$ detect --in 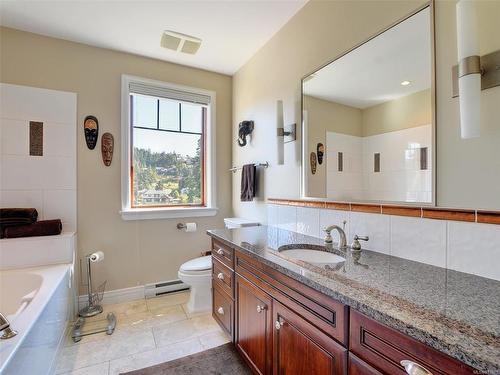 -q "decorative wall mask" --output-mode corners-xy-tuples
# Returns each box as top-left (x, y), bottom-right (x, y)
(101, 132), (114, 166)
(317, 143), (324, 165)
(237, 120), (254, 147)
(84, 115), (99, 150)
(310, 152), (317, 175)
